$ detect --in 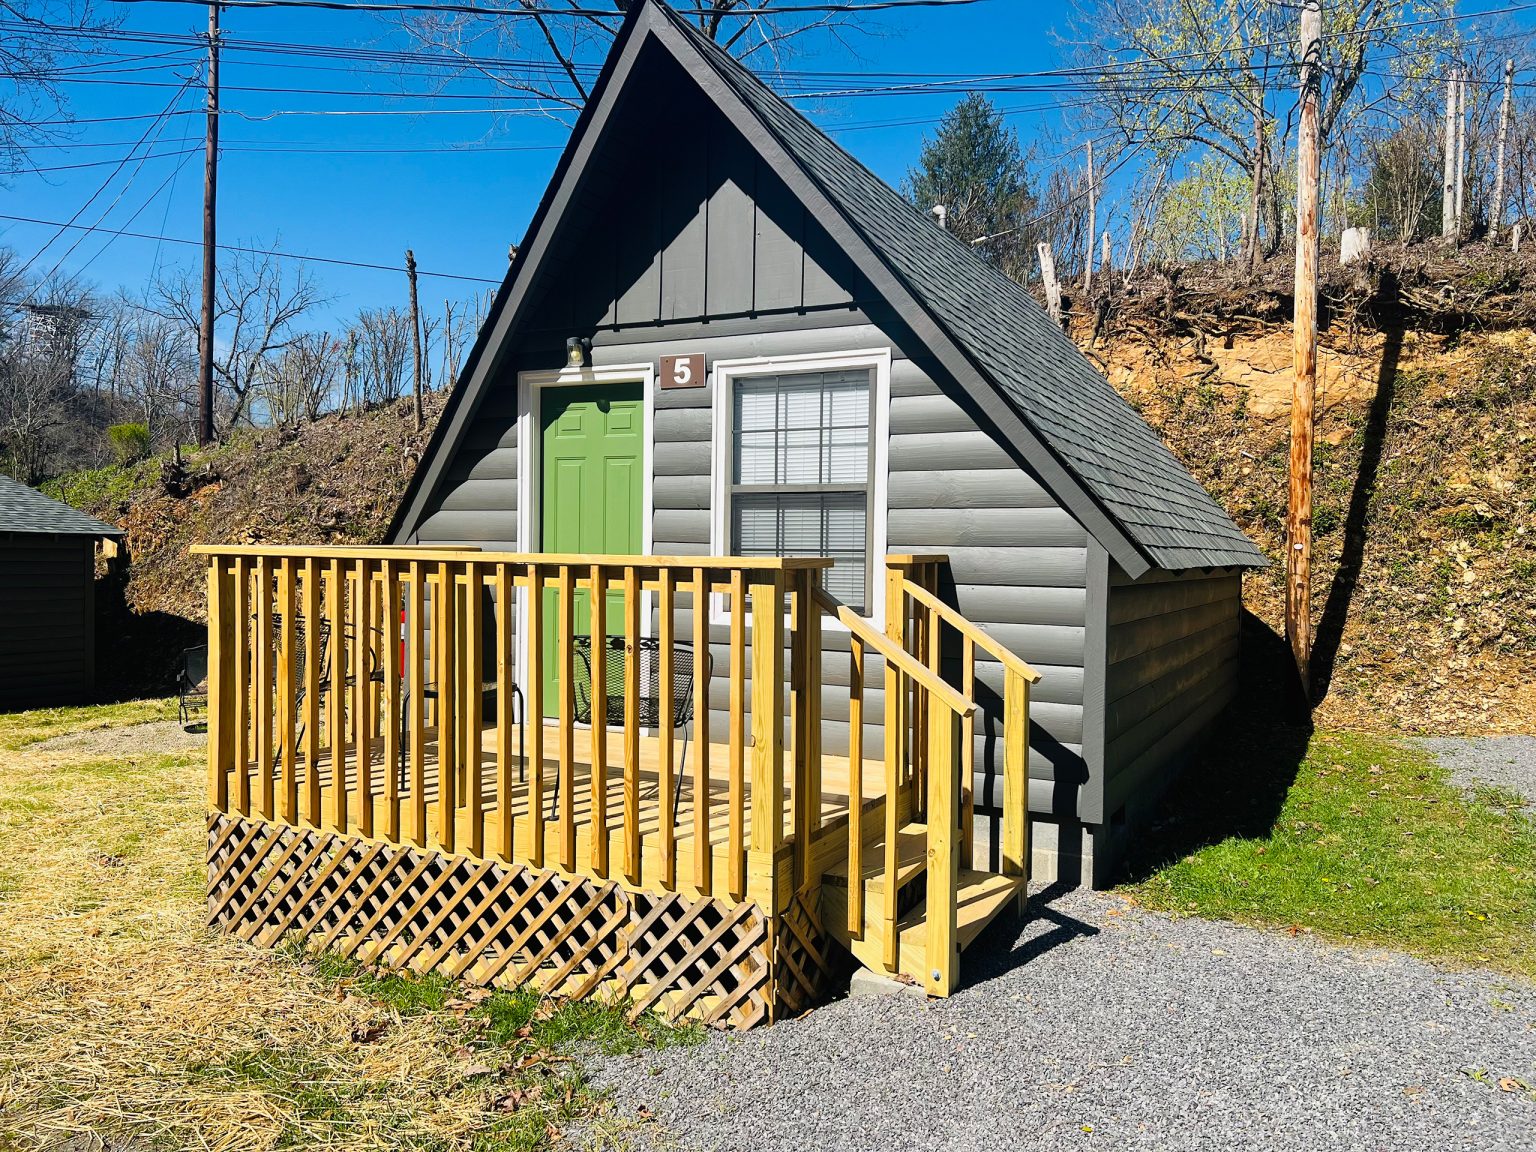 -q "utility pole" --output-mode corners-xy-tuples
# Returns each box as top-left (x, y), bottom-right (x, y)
(1492, 59), (1515, 243)
(197, 2), (220, 446)
(1288, 0), (1322, 697)
(406, 249), (423, 432)
(1442, 70), (1457, 242)
(1083, 138), (1095, 293)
